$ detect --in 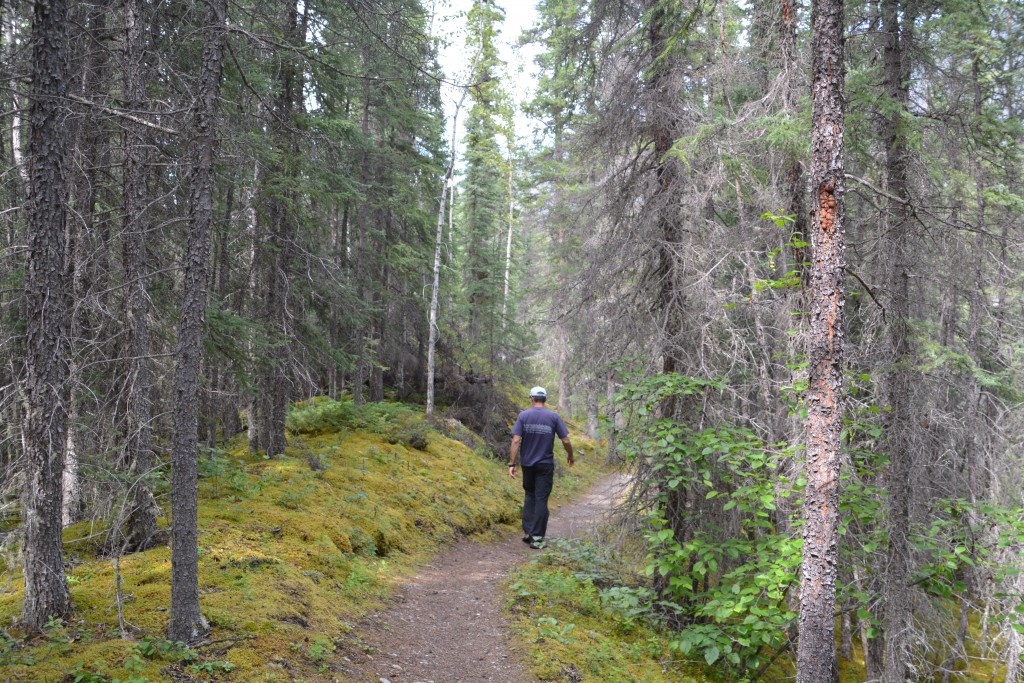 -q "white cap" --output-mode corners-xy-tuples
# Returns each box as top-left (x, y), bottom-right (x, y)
(529, 386), (547, 398)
